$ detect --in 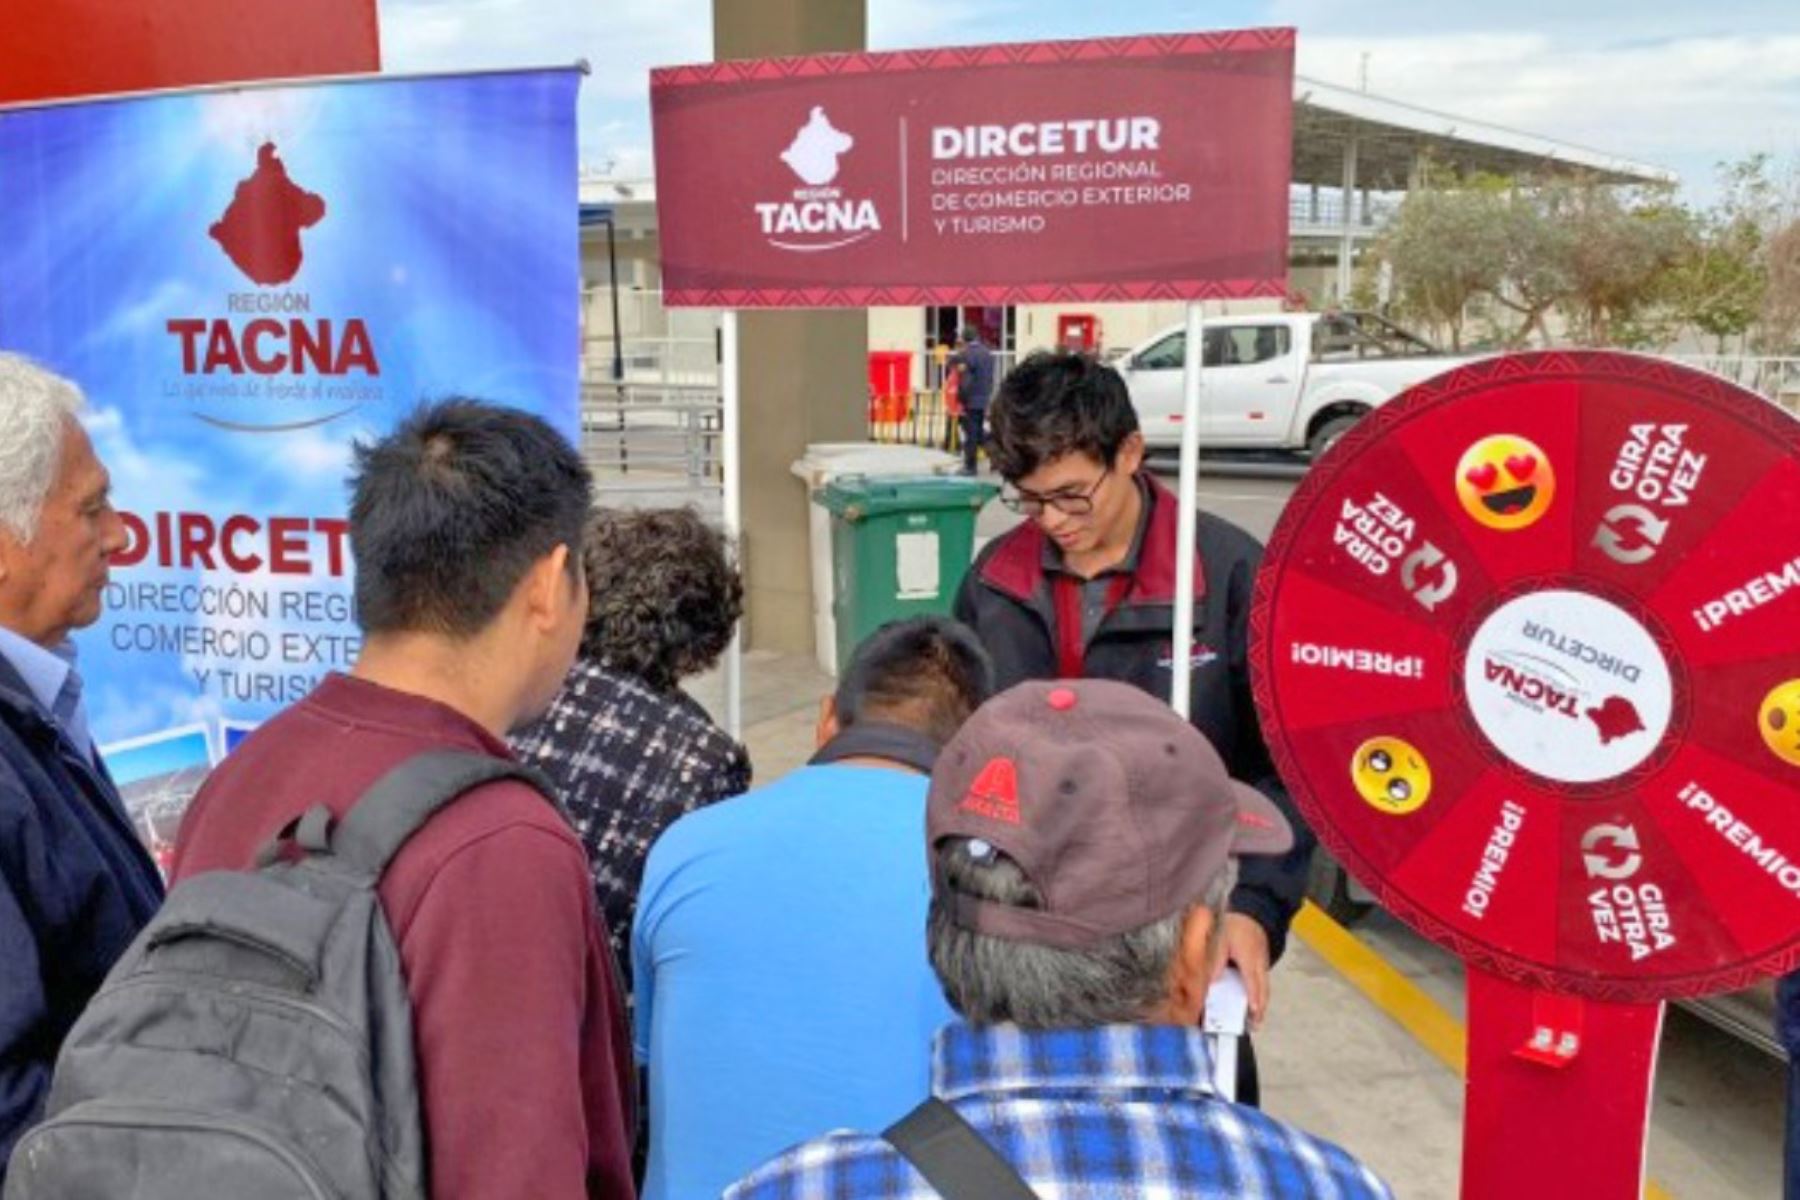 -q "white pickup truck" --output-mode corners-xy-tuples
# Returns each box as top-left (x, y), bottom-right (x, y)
(1117, 311), (1468, 457)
